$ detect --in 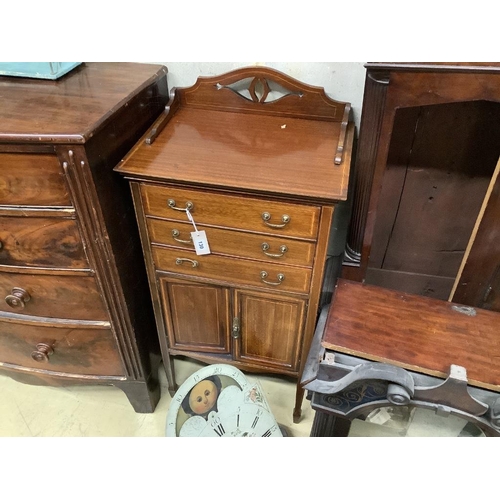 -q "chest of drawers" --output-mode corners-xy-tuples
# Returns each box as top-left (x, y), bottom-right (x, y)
(115, 67), (355, 420)
(0, 63), (169, 412)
